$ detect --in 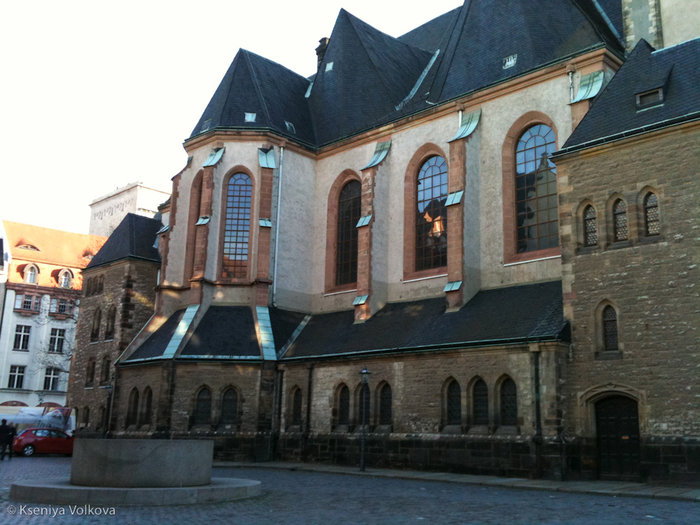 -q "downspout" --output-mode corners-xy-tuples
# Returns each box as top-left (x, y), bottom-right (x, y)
(304, 363), (314, 460)
(533, 348), (543, 477)
(272, 146), (285, 306)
